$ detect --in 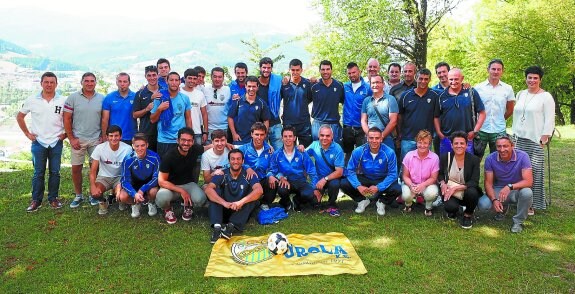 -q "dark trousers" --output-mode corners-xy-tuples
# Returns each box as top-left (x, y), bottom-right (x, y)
(320, 178), (341, 208)
(259, 177), (278, 206)
(277, 180), (316, 207)
(443, 187), (481, 215)
(290, 122), (313, 148)
(340, 175), (401, 204)
(342, 126), (365, 153)
(157, 142), (177, 159)
(208, 200), (257, 231)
